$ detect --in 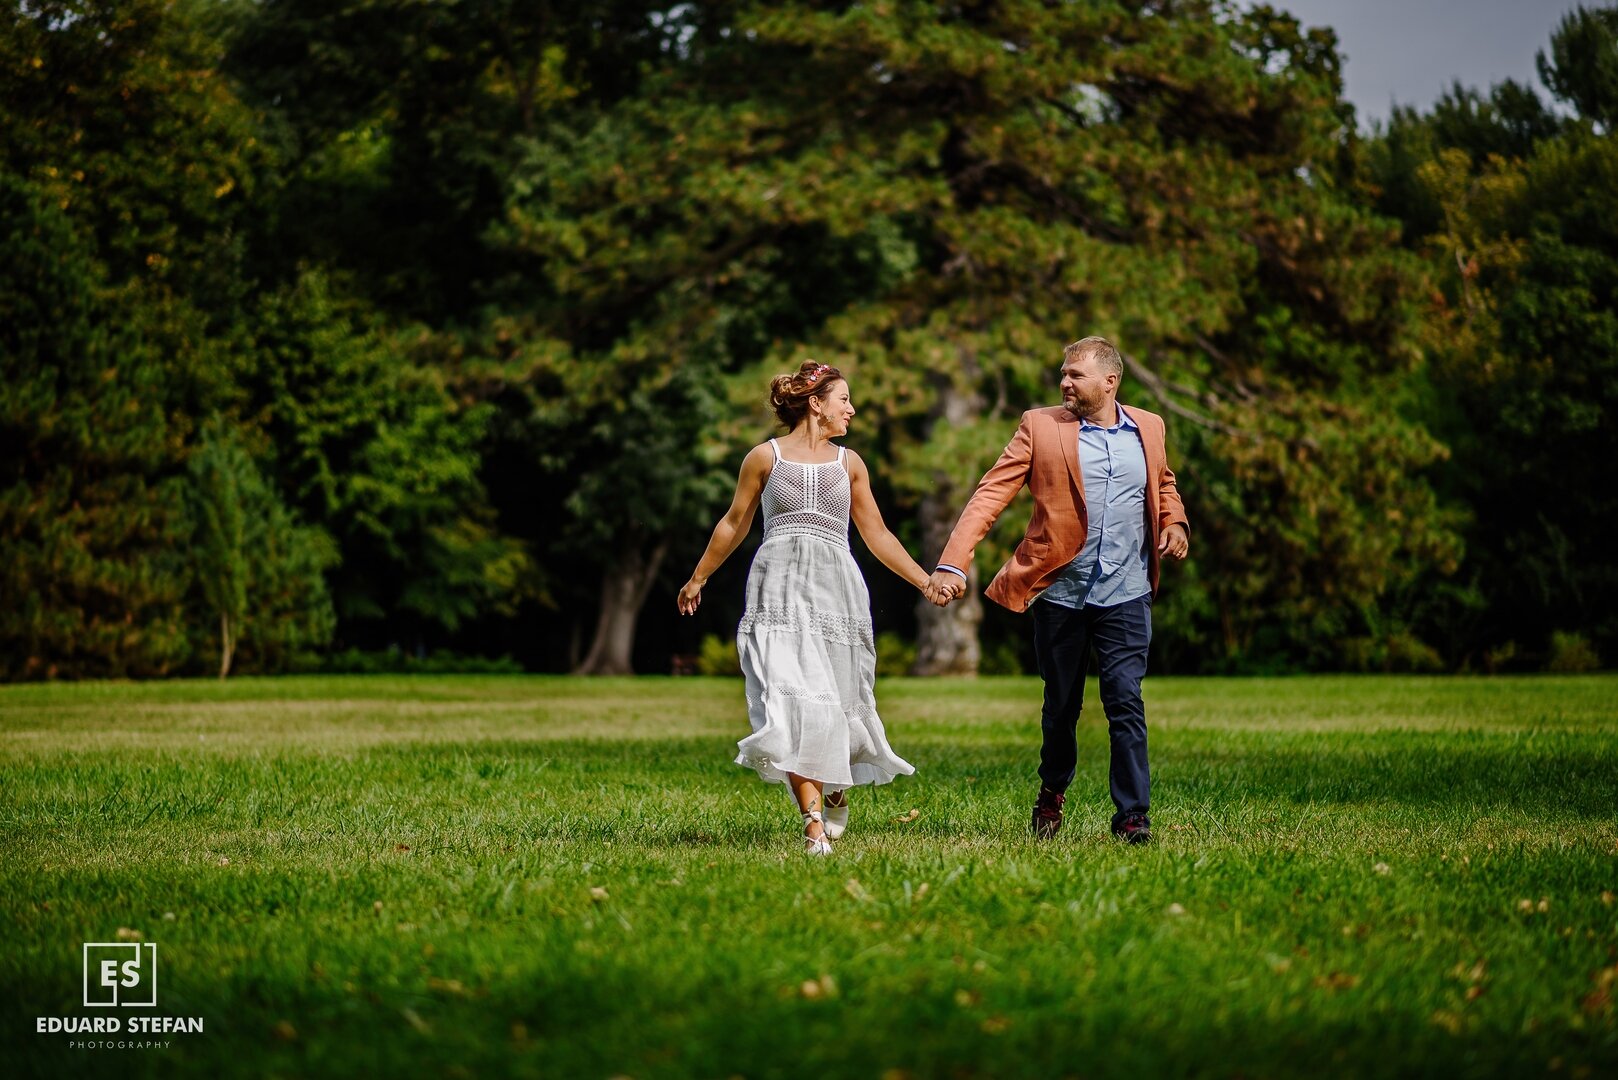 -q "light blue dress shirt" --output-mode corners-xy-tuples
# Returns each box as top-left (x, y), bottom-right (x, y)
(1038, 408), (1151, 610)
